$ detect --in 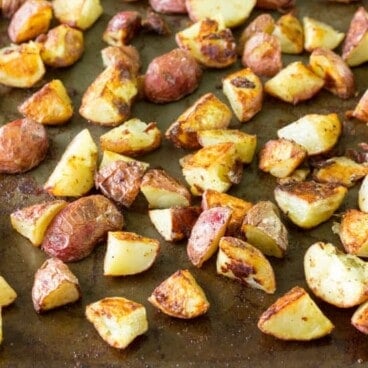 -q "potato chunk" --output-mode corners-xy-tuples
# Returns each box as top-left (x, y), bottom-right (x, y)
(304, 242), (368, 308)
(258, 286), (334, 341)
(148, 269), (209, 319)
(0, 276), (17, 307)
(352, 301), (368, 334)
(217, 236), (276, 294)
(99, 150), (149, 172)
(86, 297), (148, 349)
(101, 45), (140, 75)
(349, 89), (368, 123)
(32, 258), (81, 313)
(359, 175), (368, 212)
